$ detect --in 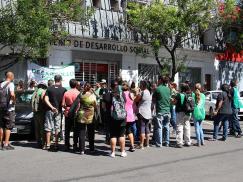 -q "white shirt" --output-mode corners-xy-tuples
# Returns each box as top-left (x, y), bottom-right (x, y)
(138, 89), (152, 120)
(0, 81), (15, 111)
